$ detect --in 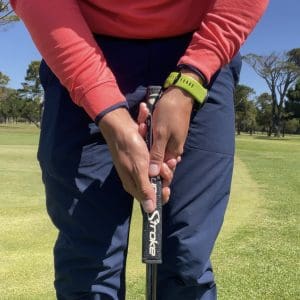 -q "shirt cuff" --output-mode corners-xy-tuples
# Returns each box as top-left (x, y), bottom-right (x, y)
(78, 81), (127, 121)
(94, 101), (129, 125)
